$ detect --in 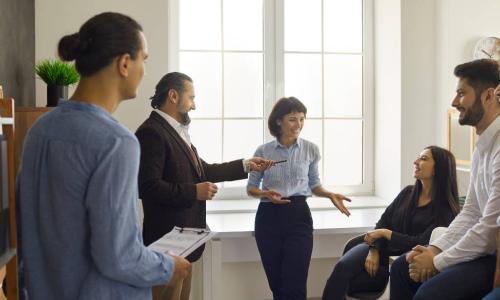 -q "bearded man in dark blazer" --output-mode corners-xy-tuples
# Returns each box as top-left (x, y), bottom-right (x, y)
(136, 72), (273, 300)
